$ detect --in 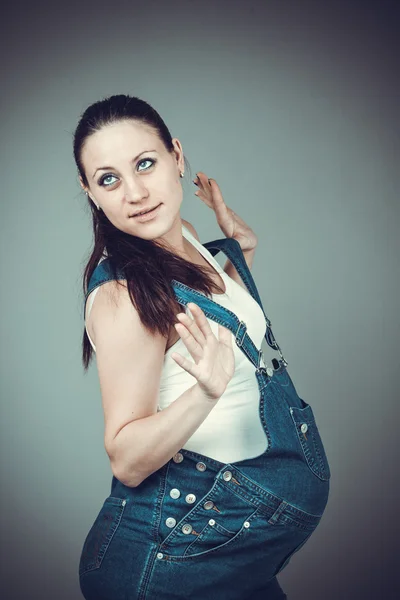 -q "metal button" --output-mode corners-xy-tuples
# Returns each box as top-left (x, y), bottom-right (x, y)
(208, 519), (215, 526)
(185, 493), (196, 504)
(244, 521), (250, 528)
(204, 500), (214, 510)
(182, 523), (193, 534)
(300, 423), (308, 433)
(223, 471), (232, 481)
(170, 488), (181, 499)
(266, 367), (274, 377)
(173, 452), (184, 463)
(166, 517), (176, 528)
(157, 552), (164, 559)
(196, 461), (207, 471)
